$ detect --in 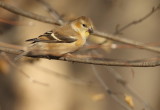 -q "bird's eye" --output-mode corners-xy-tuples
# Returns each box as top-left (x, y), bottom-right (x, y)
(82, 24), (87, 28)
